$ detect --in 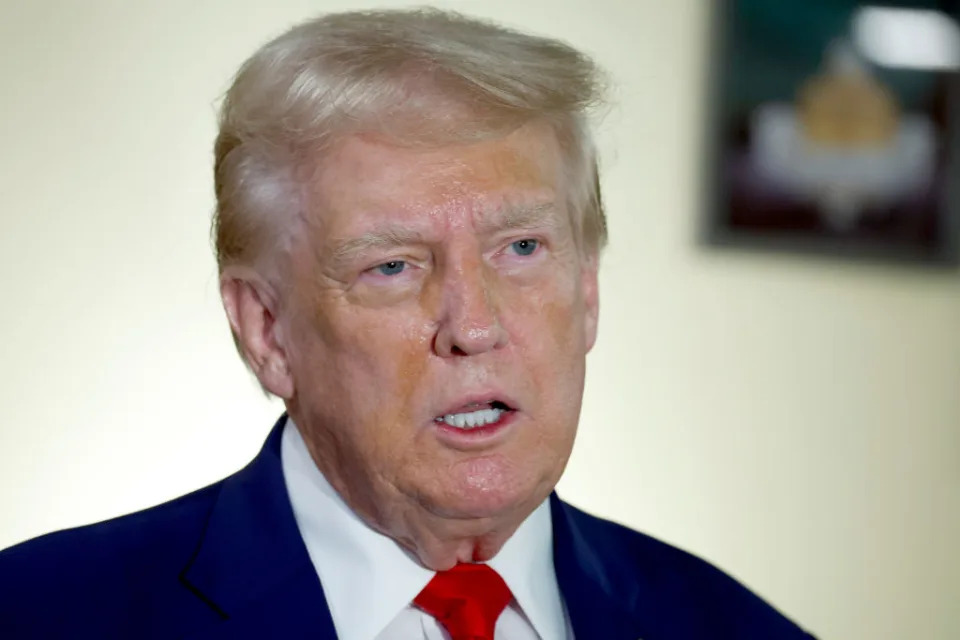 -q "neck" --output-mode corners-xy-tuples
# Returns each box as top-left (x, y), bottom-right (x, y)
(385, 503), (532, 570)
(322, 458), (536, 570)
